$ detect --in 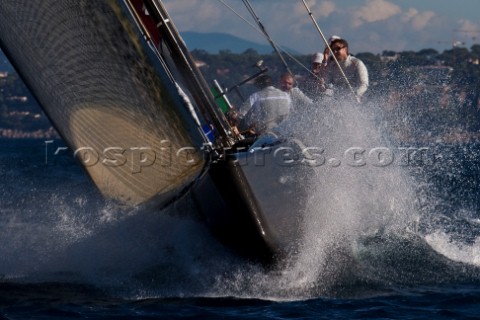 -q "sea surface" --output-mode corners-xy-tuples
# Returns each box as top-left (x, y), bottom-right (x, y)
(1, 133), (480, 319)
